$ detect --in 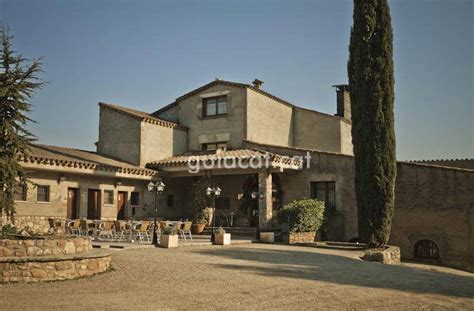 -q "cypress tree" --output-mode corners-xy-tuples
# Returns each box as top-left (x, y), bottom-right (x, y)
(347, 0), (397, 247)
(0, 25), (43, 220)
